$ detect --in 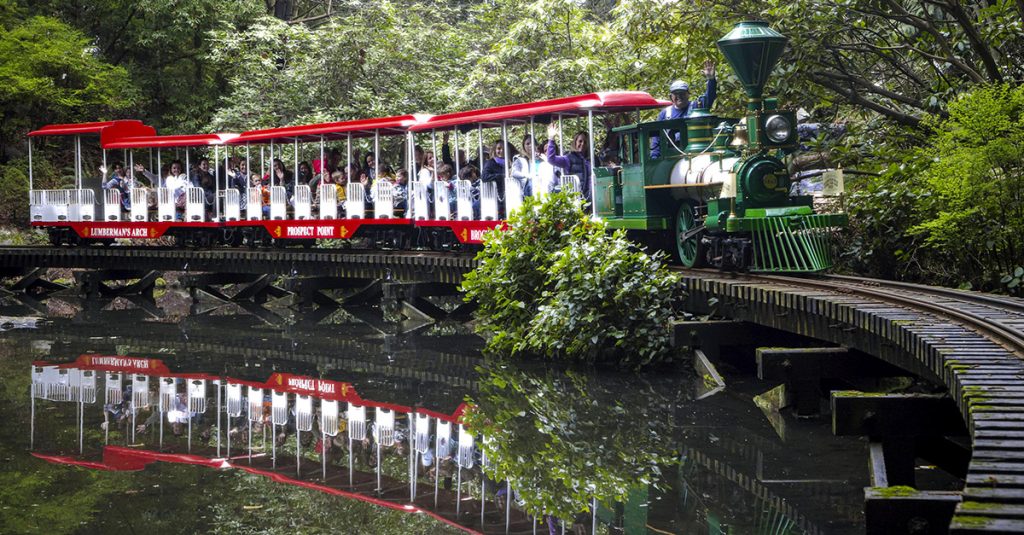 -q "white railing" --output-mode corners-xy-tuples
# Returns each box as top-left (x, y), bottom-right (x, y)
(505, 177), (523, 218)
(247, 387), (263, 422)
(456, 180), (473, 221)
(270, 186), (287, 221)
(133, 375), (151, 409)
(345, 183), (365, 219)
(414, 413), (431, 453)
(131, 188), (148, 222)
(188, 379), (206, 414)
(321, 399), (339, 436)
(29, 190), (46, 222)
(271, 390), (288, 426)
(373, 181), (394, 219)
(480, 182), (499, 221)
(433, 181), (451, 221)
(51, 368), (75, 402)
(223, 188), (241, 222)
(457, 424), (475, 468)
(374, 407), (395, 447)
(294, 185), (312, 220)
(31, 366), (47, 399)
(104, 189), (122, 221)
(296, 395), (313, 432)
(105, 372), (122, 406)
(318, 184), (338, 220)
(226, 383), (243, 417)
(159, 377), (176, 411)
(70, 189), (95, 222)
(34, 189), (71, 222)
(158, 188), (175, 222)
(347, 403), (367, 441)
(411, 182), (429, 221)
(246, 187), (262, 221)
(185, 187), (205, 222)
